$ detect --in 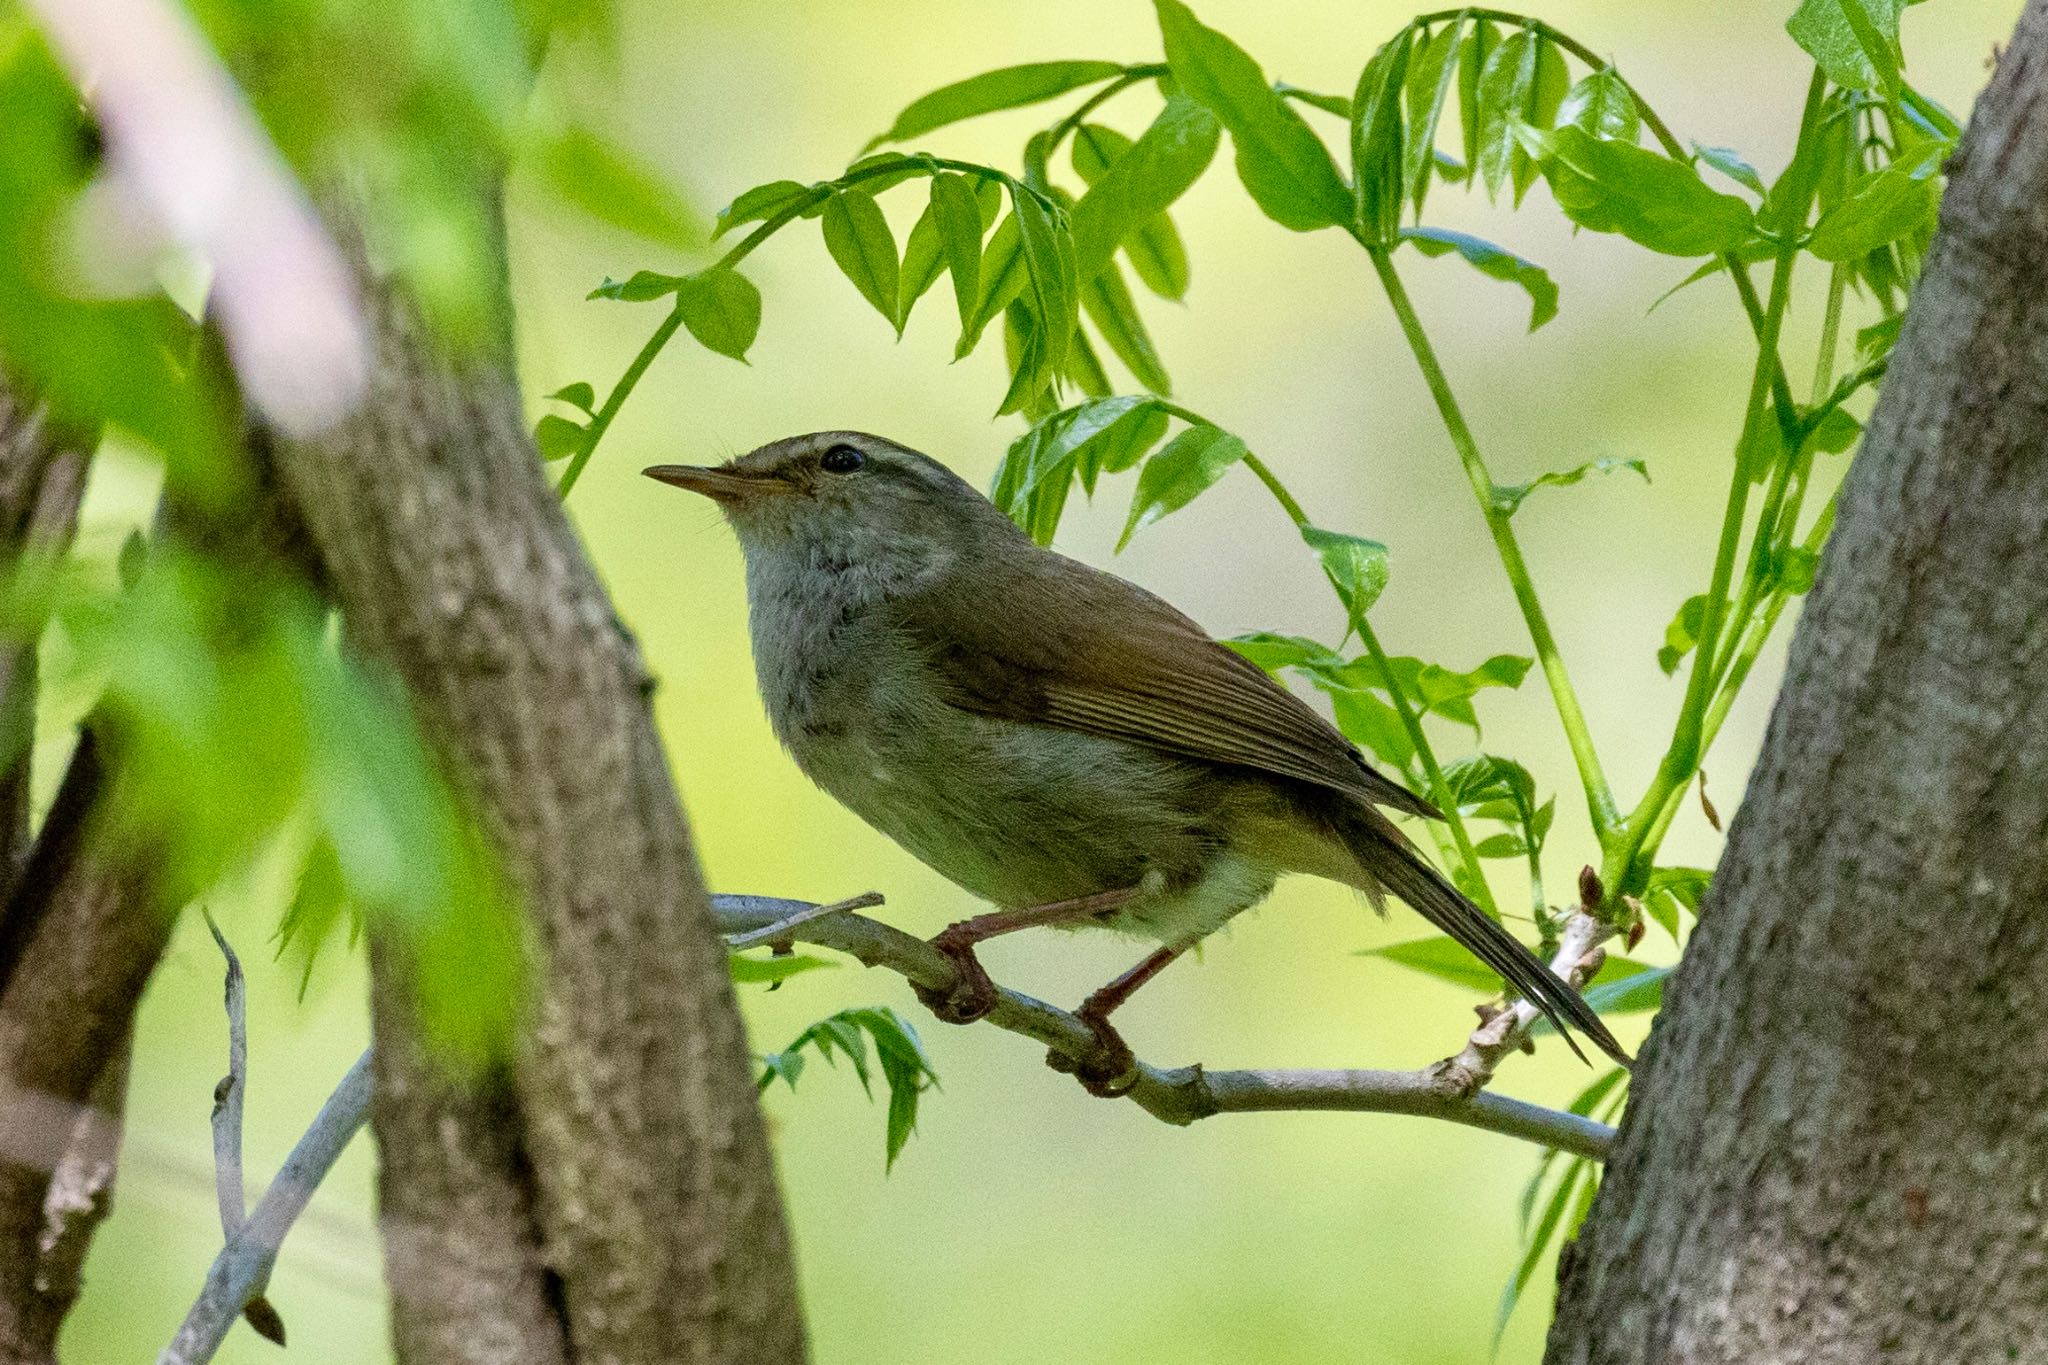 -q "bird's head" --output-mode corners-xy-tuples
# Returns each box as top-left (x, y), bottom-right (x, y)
(645, 431), (1020, 584)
